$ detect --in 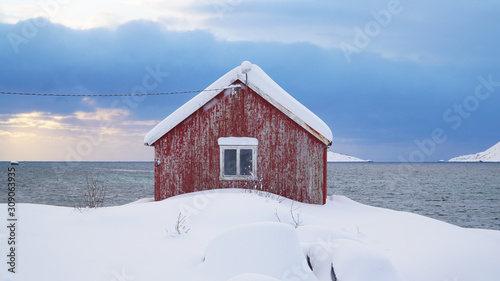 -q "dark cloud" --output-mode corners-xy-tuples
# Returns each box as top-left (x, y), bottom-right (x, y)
(1, 18), (499, 161)
(194, 0), (500, 66)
